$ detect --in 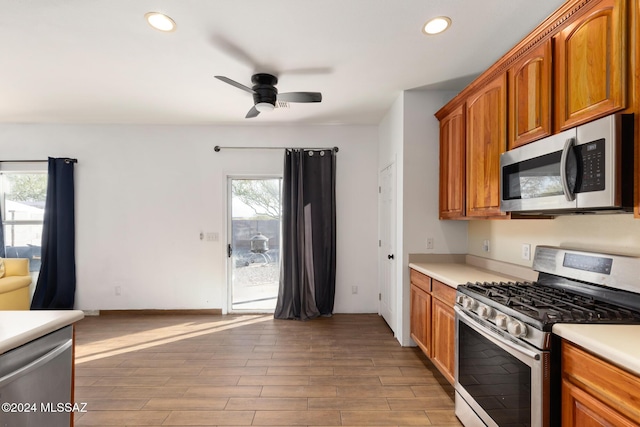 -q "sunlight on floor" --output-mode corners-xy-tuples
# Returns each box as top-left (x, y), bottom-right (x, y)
(75, 314), (273, 364)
